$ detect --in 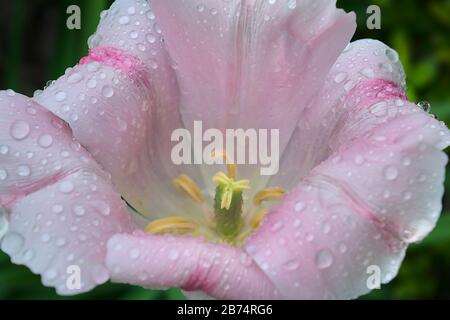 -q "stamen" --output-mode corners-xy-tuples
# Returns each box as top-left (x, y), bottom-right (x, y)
(145, 216), (198, 235)
(253, 187), (286, 206)
(250, 208), (269, 230)
(211, 150), (236, 179)
(173, 174), (204, 203)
